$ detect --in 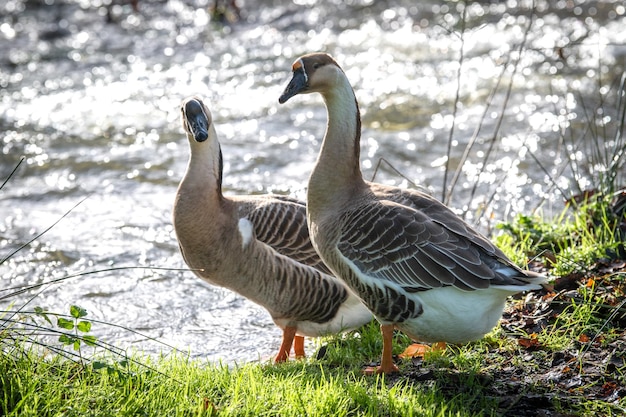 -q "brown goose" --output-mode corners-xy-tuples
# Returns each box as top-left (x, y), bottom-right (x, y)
(278, 53), (547, 374)
(174, 96), (372, 363)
